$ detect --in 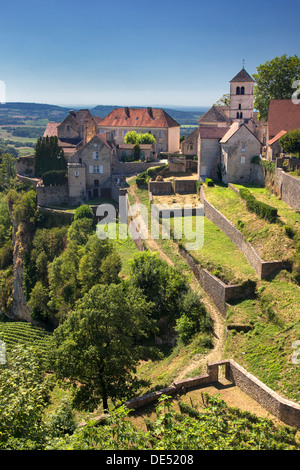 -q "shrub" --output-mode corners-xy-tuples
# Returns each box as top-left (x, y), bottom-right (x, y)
(205, 178), (214, 187)
(239, 188), (277, 223)
(285, 225), (295, 239)
(43, 170), (67, 186)
(74, 204), (94, 221)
